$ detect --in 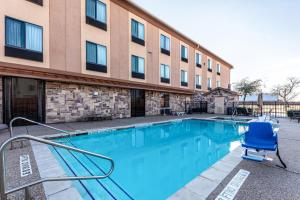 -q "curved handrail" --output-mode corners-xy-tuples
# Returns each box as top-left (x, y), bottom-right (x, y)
(9, 117), (71, 138)
(0, 135), (115, 199)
